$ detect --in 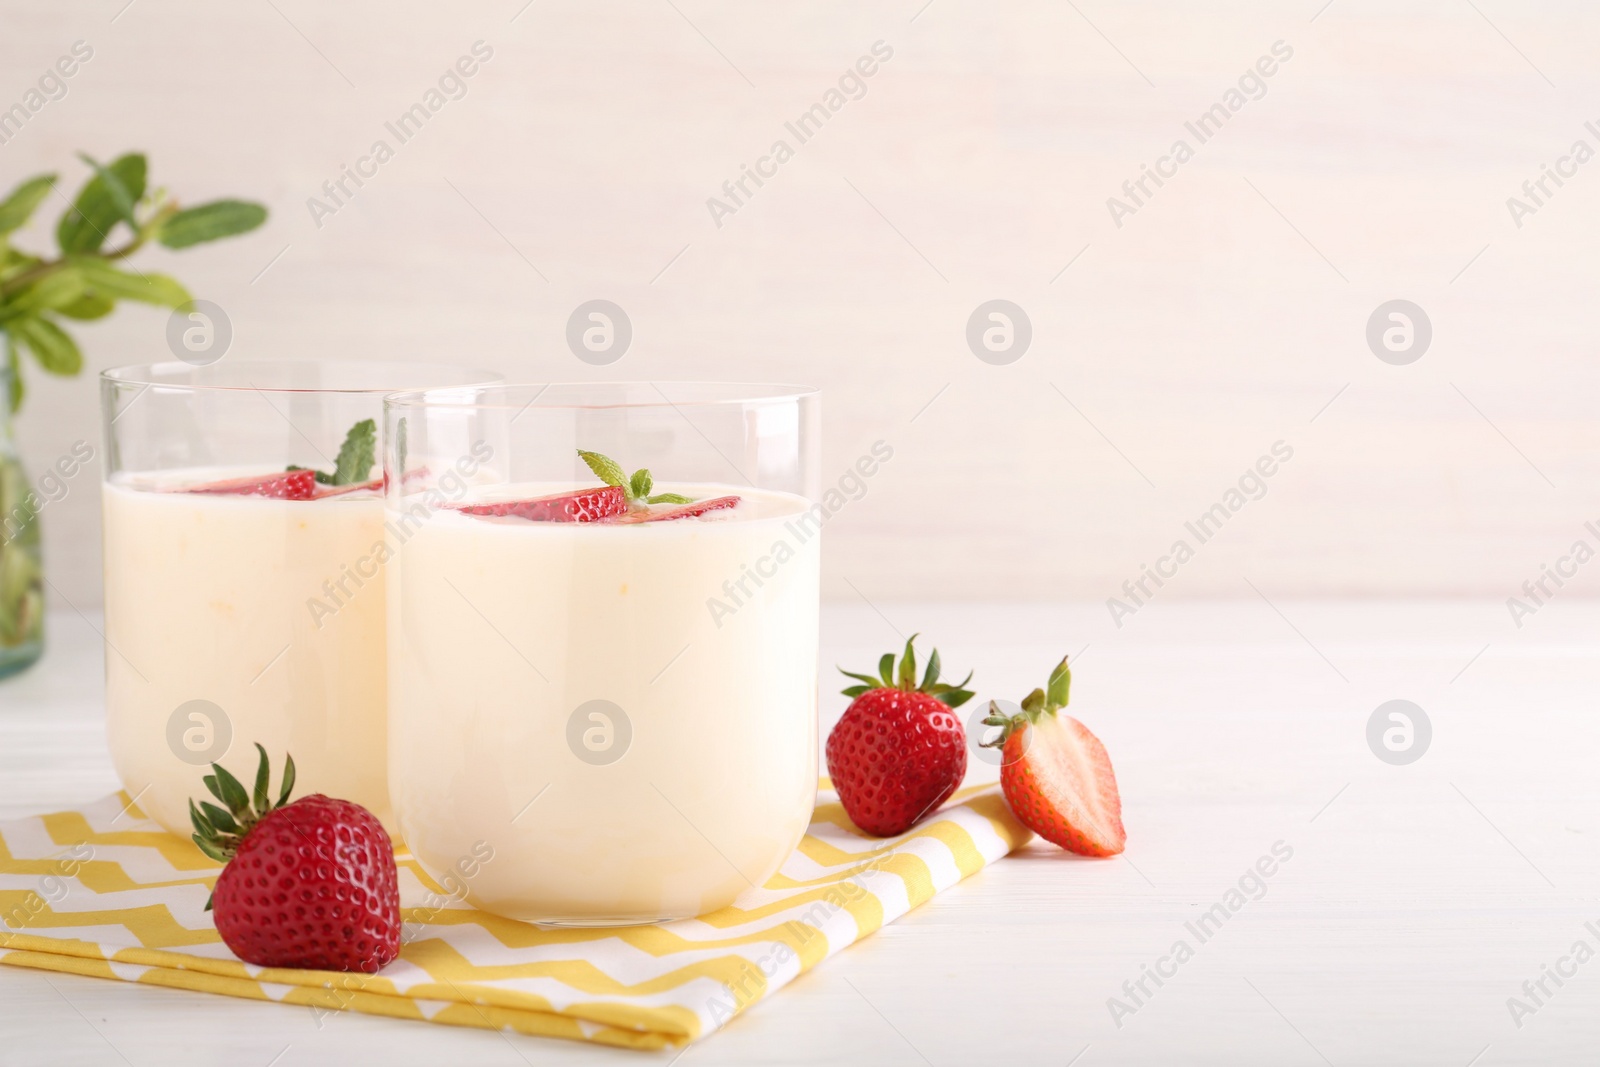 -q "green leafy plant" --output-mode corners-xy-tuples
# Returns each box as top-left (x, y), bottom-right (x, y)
(0, 151), (268, 412)
(0, 151), (266, 675)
